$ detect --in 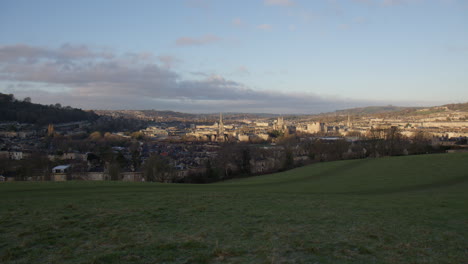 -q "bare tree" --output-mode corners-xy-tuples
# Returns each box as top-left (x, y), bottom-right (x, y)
(143, 155), (173, 182)
(108, 162), (121, 181)
(410, 130), (433, 154)
(215, 143), (242, 179)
